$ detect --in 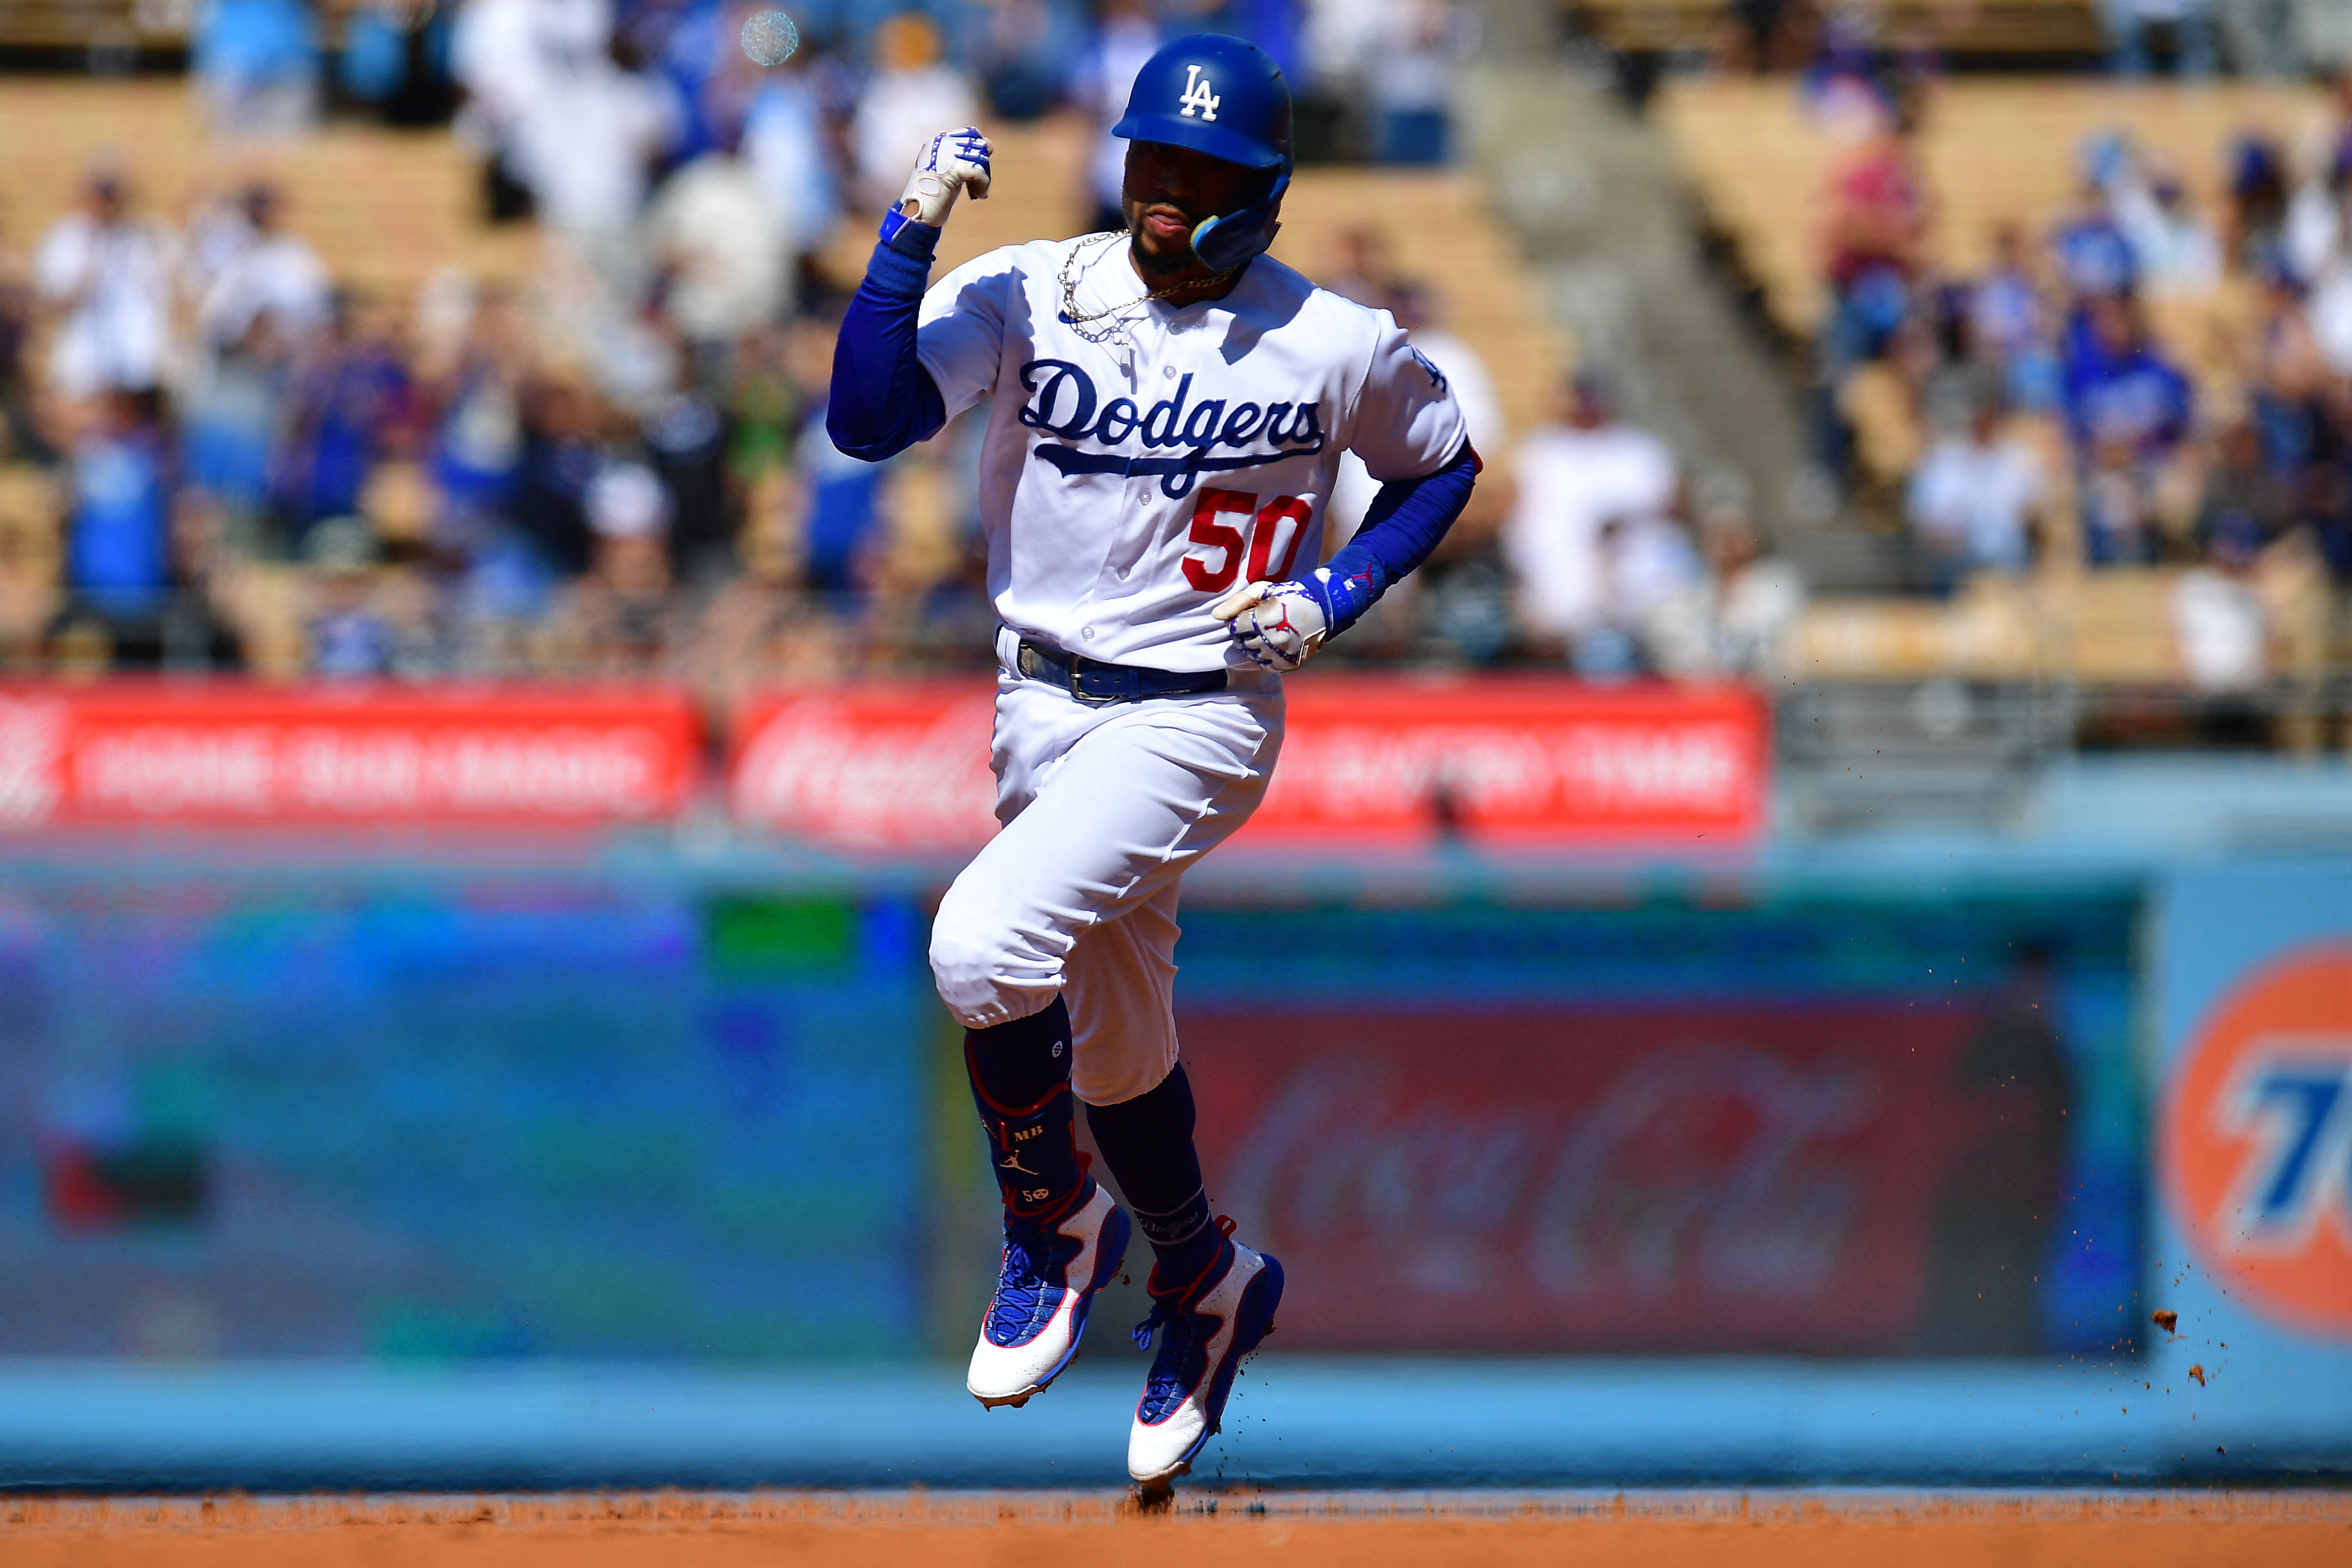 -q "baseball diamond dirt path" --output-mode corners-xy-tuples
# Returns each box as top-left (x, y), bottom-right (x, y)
(2, 1490), (2345, 1566)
